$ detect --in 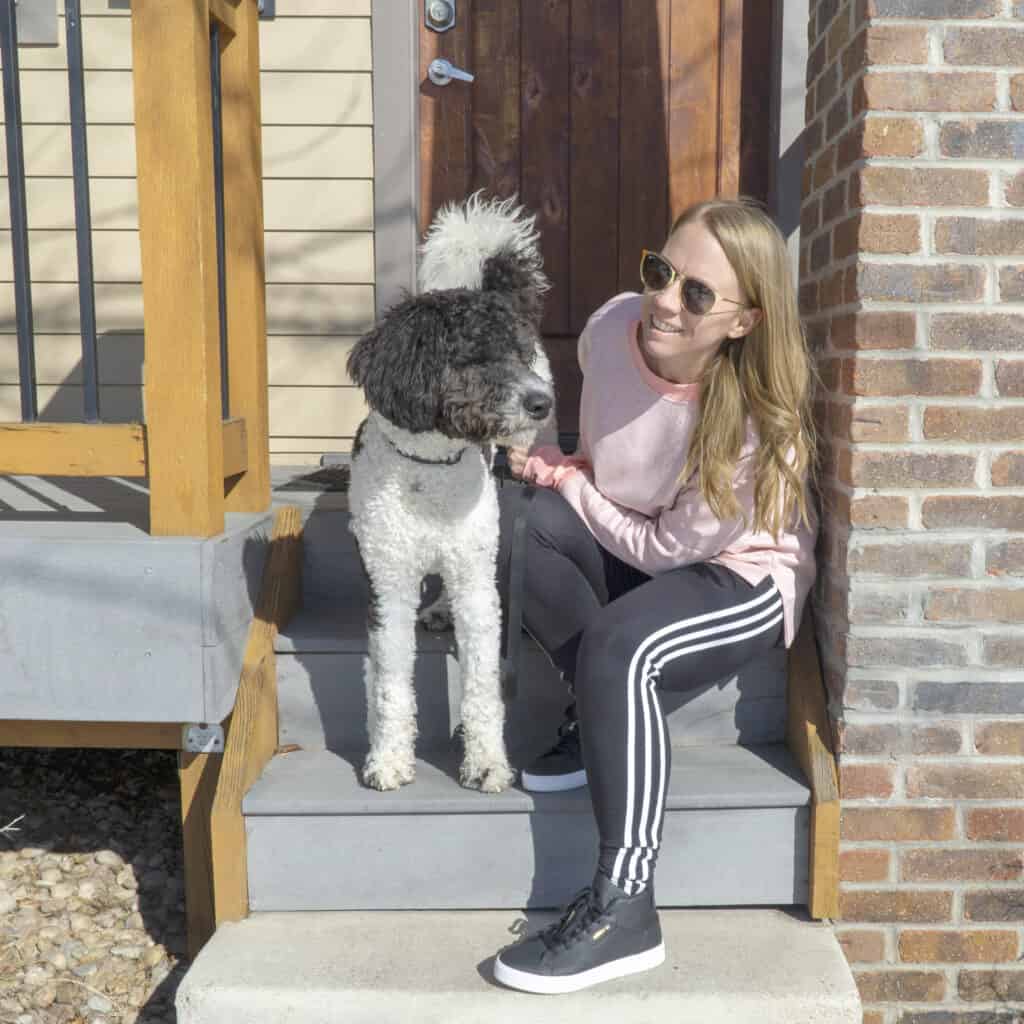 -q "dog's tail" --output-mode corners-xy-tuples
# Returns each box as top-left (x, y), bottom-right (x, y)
(417, 191), (549, 300)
